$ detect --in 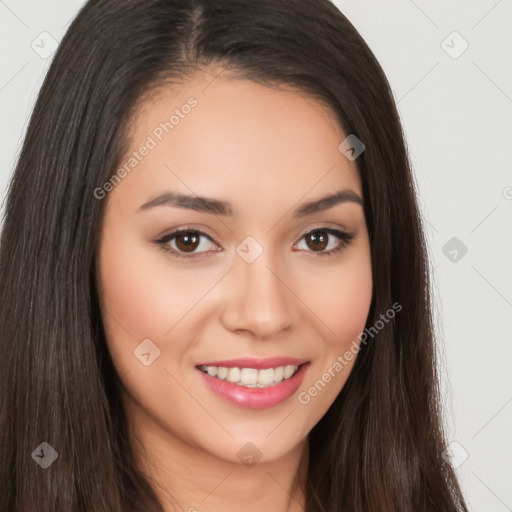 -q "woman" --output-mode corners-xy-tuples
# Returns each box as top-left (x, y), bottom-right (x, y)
(0, 0), (469, 510)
